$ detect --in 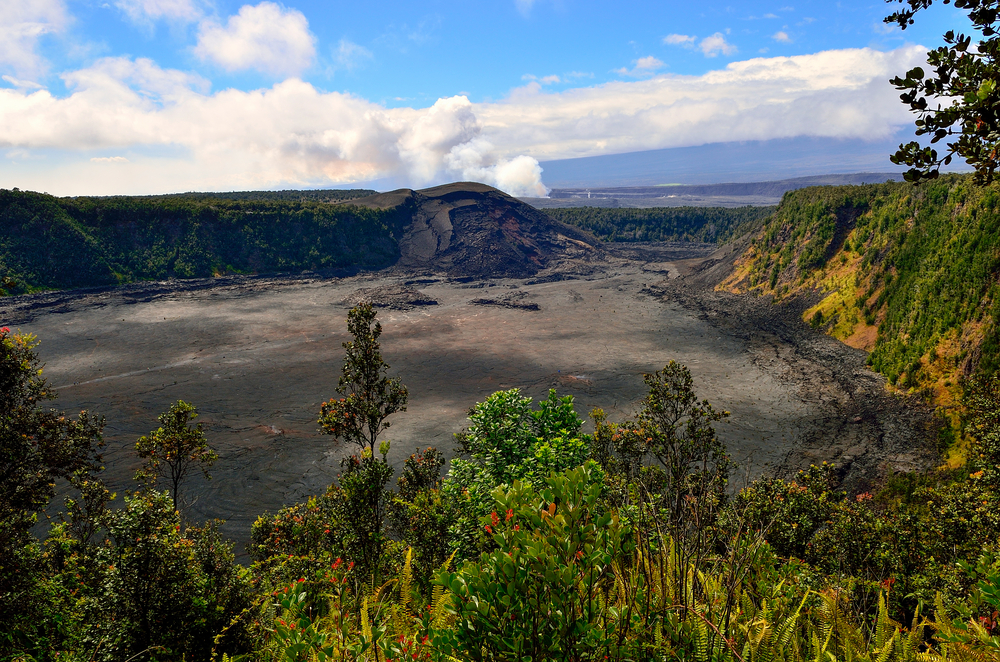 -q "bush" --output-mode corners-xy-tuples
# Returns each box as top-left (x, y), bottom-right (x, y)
(435, 462), (625, 662)
(442, 388), (588, 560)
